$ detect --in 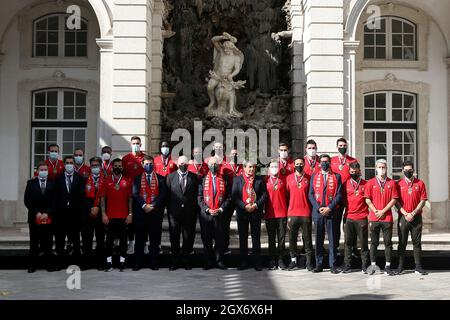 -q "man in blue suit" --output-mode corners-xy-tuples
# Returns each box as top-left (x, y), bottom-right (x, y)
(308, 154), (343, 273)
